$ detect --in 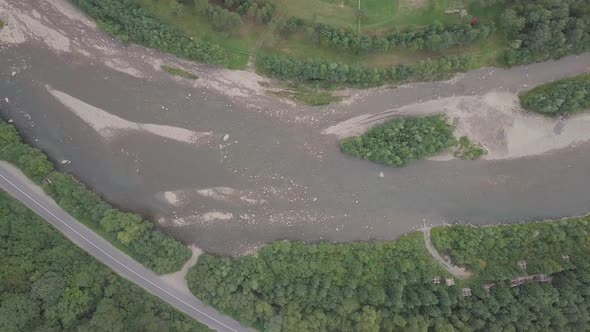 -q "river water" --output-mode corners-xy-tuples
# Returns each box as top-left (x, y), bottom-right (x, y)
(2, 4), (590, 254)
